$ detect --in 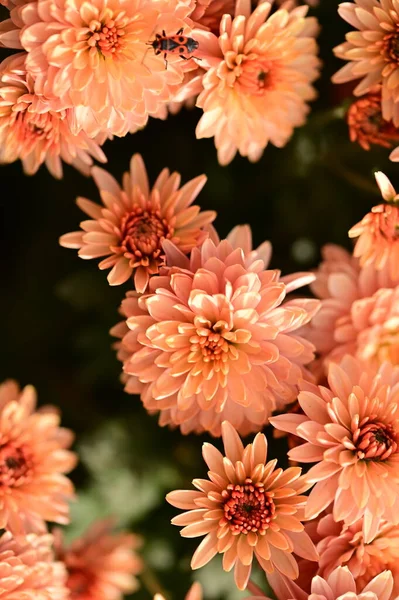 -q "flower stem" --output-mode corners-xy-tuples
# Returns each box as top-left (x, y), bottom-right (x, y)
(141, 565), (168, 598)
